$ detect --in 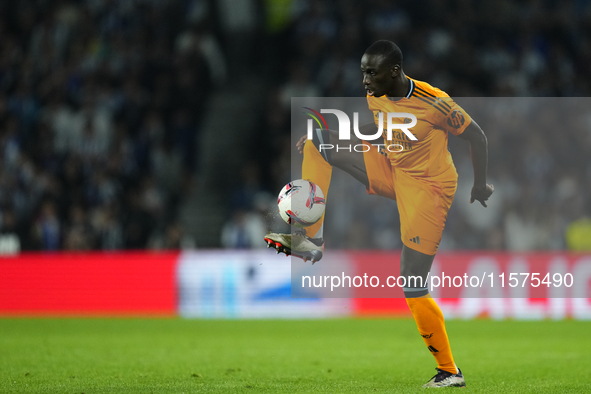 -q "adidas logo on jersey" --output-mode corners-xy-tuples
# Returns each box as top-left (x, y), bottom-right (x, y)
(409, 236), (421, 244)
